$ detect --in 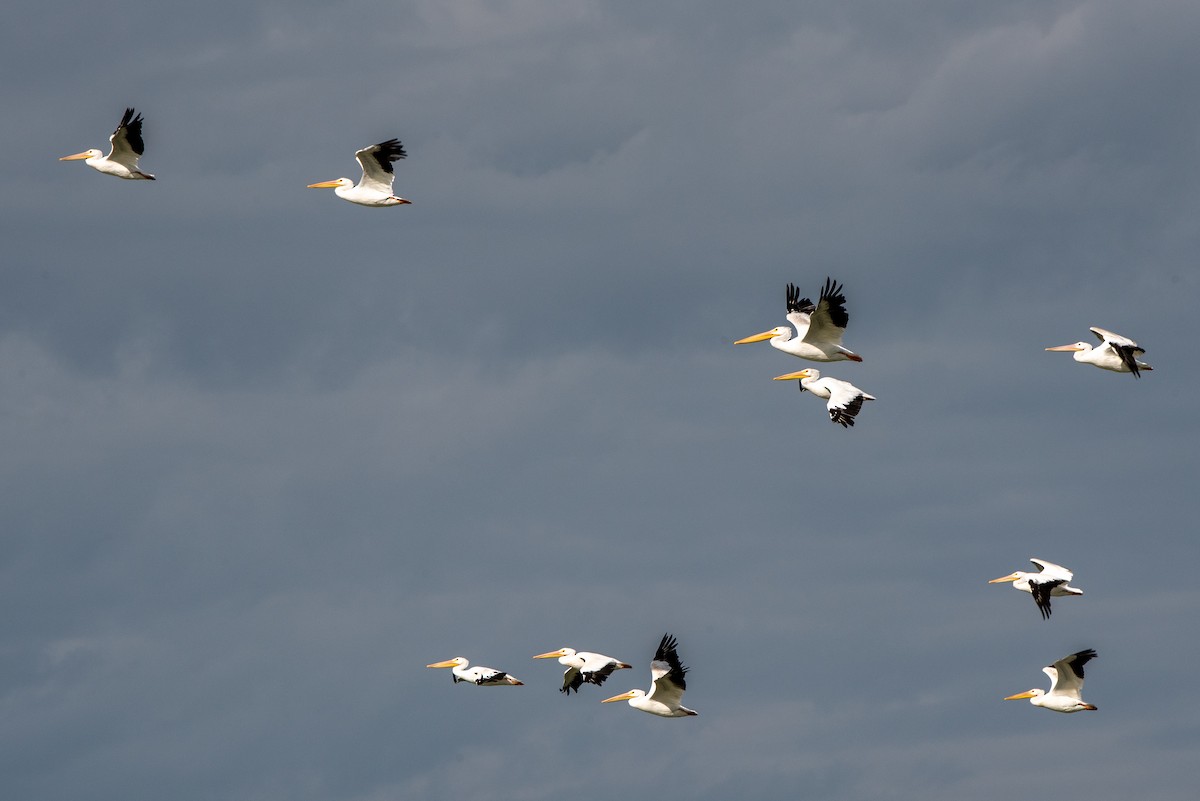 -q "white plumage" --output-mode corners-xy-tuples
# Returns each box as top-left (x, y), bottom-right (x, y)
(308, 139), (412, 207)
(735, 278), (862, 362)
(1046, 326), (1152, 377)
(59, 107), (155, 180)
(773, 368), (875, 427)
(426, 656), (523, 686)
(1005, 649), (1098, 713)
(533, 647), (632, 694)
(989, 558), (1083, 620)
(602, 633), (697, 717)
